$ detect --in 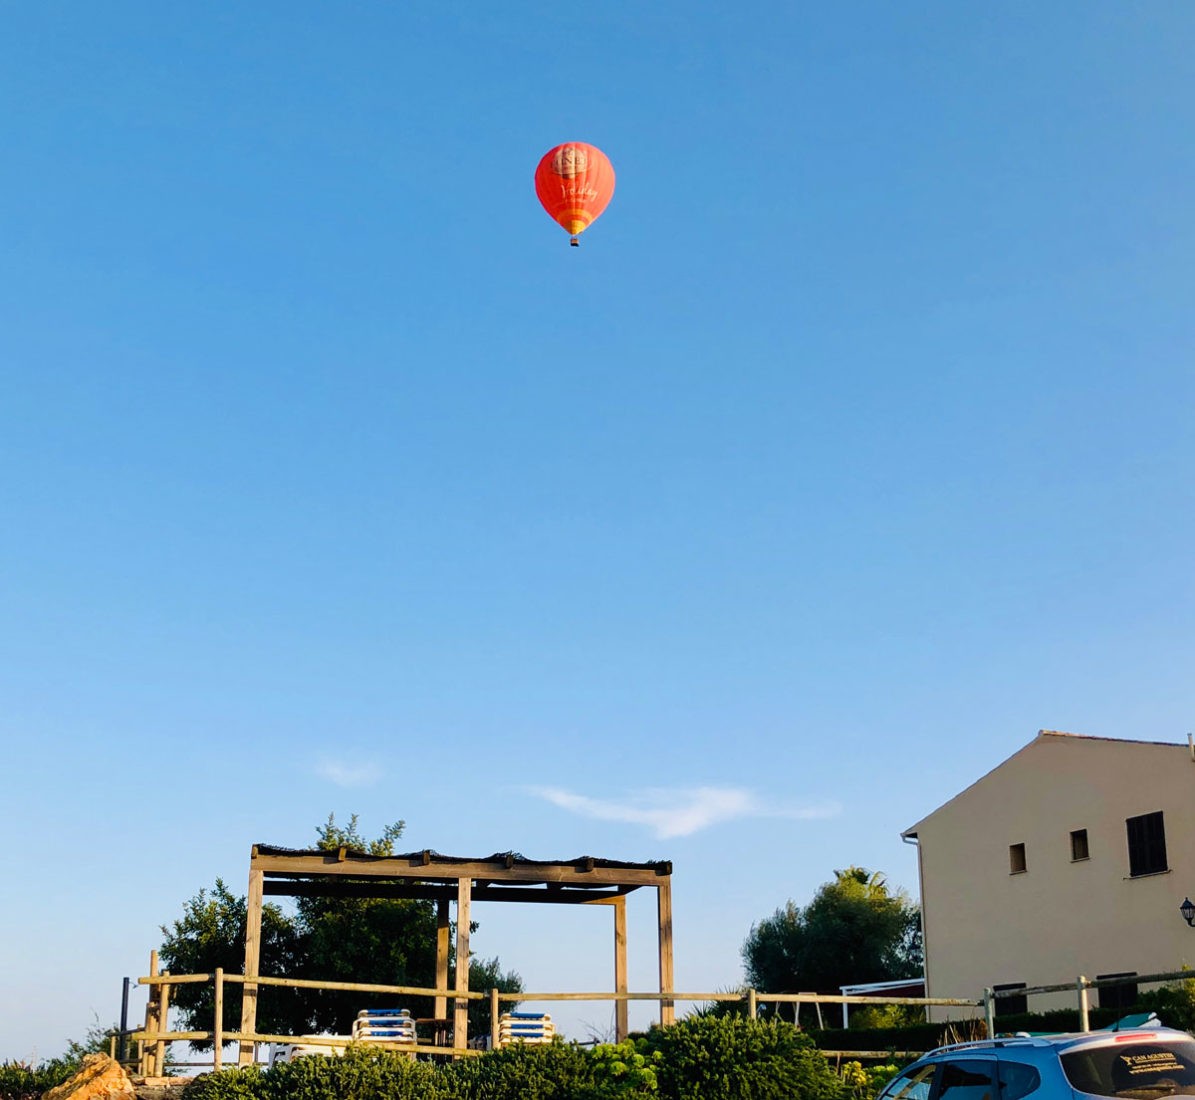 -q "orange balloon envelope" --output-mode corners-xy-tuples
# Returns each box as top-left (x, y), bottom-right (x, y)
(535, 142), (616, 246)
